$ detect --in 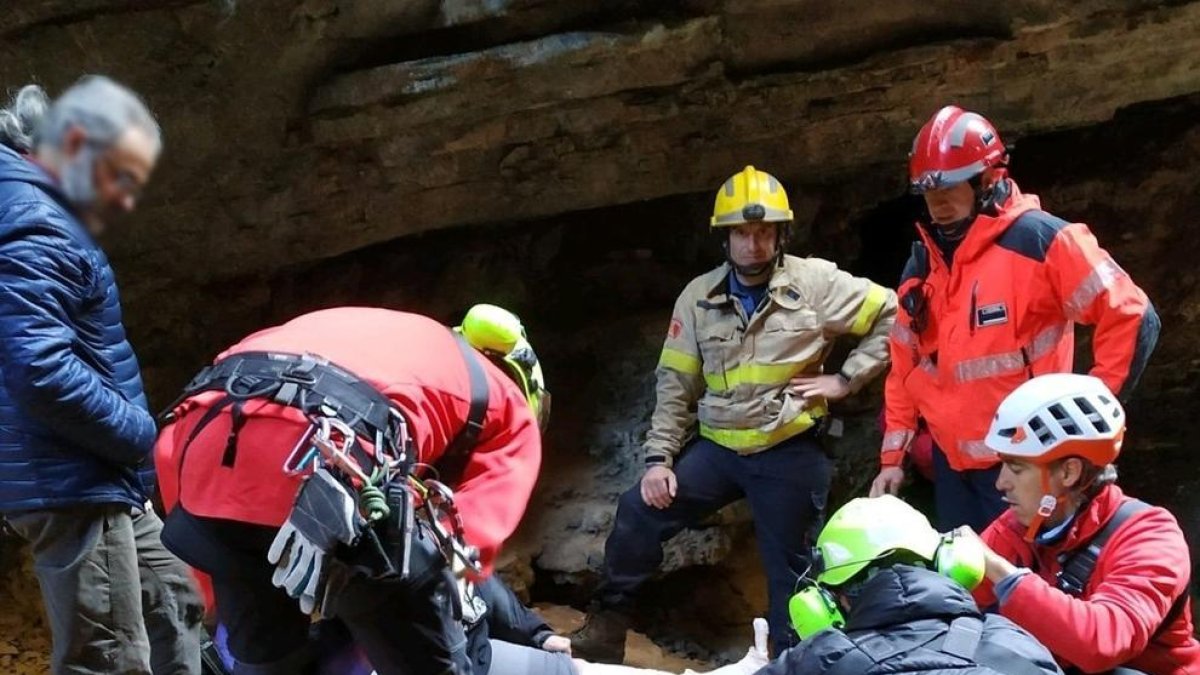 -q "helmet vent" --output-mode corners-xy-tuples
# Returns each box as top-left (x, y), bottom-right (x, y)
(1048, 403), (1080, 436)
(1028, 415), (1056, 445)
(1074, 397), (1110, 434)
(997, 427), (1017, 438)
